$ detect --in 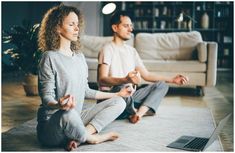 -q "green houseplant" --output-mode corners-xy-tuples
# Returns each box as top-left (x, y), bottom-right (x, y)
(3, 21), (42, 96)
